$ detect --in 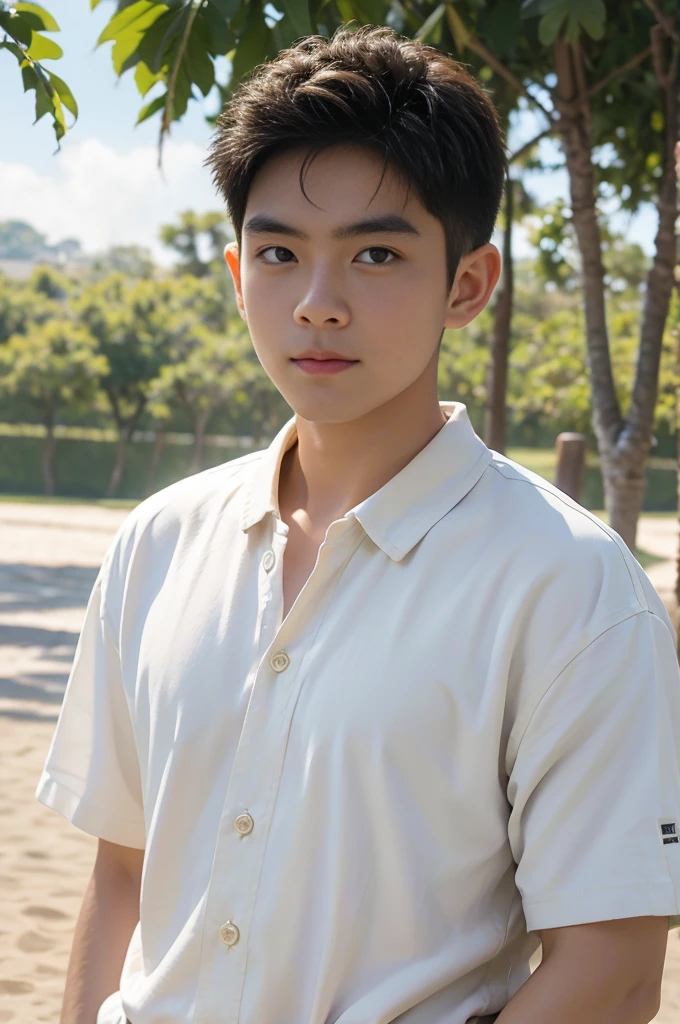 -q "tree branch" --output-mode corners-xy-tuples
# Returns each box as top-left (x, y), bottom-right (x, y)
(643, 0), (678, 40)
(586, 45), (653, 100)
(462, 32), (555, 125)
(509, 125), (554, 163)
(158, 0), (200, 169)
